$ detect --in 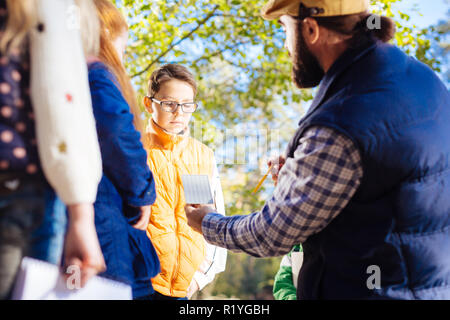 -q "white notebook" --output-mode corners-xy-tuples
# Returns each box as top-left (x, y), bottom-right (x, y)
(182, 174), (214, 205)
(11, 257), (132, 300)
